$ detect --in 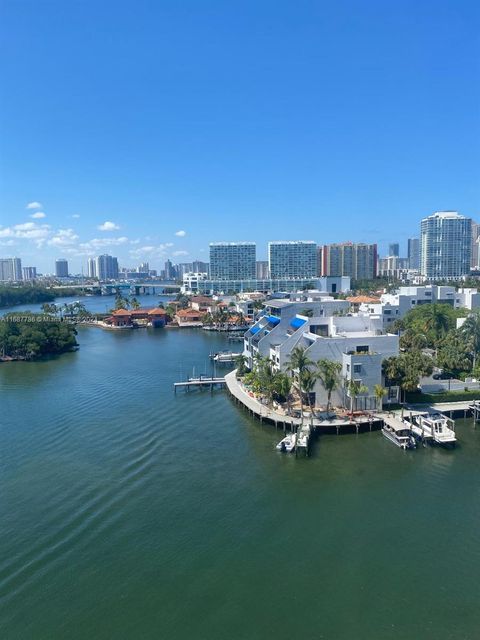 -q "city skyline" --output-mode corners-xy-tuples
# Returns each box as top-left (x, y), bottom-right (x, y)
(0, 214), (469, 275)
(1, 2), (479, 272)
